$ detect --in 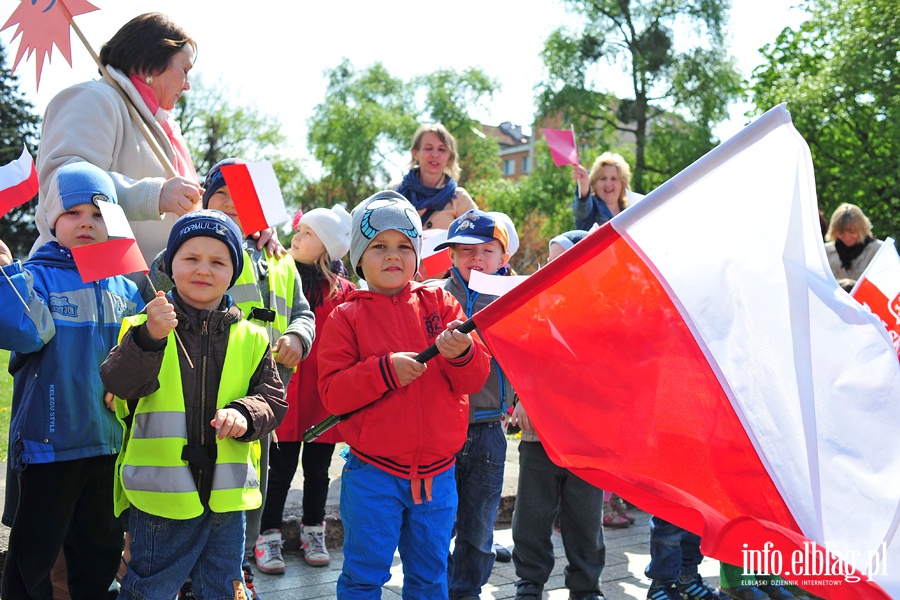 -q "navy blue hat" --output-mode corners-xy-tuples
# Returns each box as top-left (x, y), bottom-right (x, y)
(163, 209), (244, 288)
(202, 158), (245, 208)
